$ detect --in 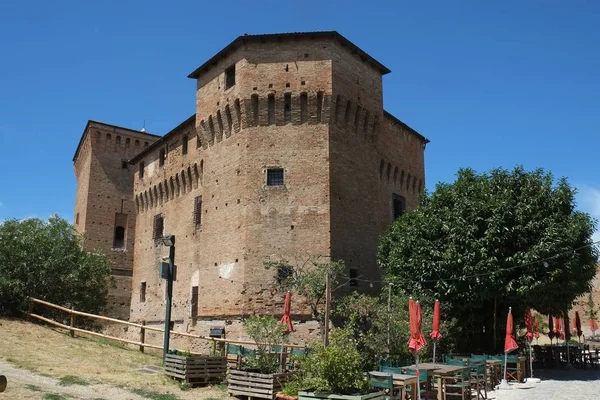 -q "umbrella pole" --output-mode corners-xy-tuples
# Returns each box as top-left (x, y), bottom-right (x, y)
(433, 340), (437, 364)
(415, 353), (421, 400)
(527, 340), (541, 383)
(499, 352), (511, 390)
